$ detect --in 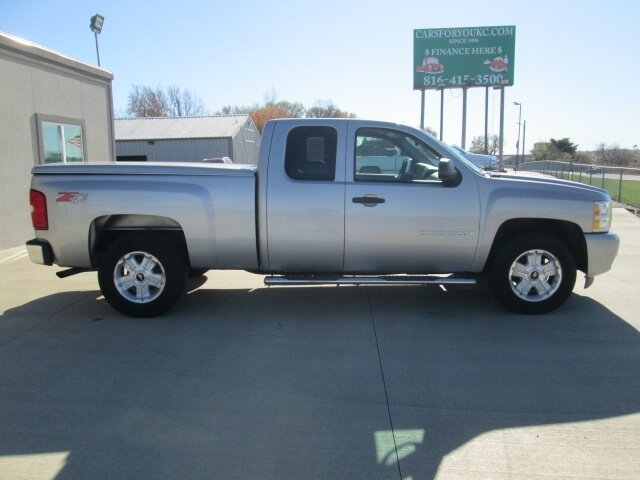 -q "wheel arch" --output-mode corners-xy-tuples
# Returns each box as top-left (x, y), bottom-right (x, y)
(484, 218), (587, 273)
(89, 215), (189, 269)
